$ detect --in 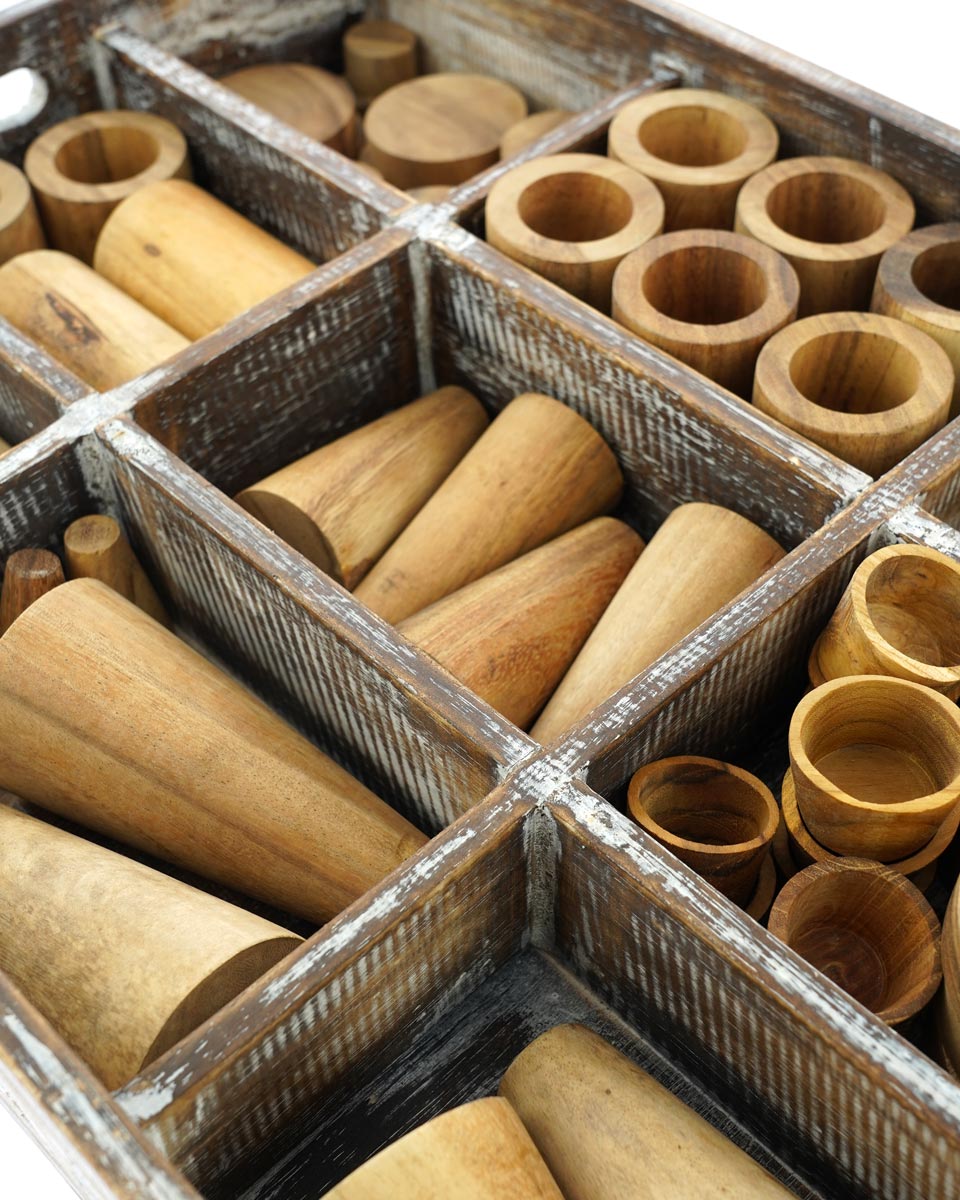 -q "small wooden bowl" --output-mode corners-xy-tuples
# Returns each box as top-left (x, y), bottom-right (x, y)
(608, 88), (778, 230)
(768, 858), (941, 1026)
(0, 159), (44, 264)
(219, 63), (358, 155)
